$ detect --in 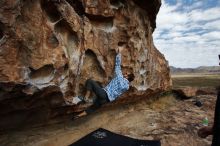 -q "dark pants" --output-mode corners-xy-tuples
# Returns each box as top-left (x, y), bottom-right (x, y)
(85, 79), (109, 114)
(212, 91), (220, 146)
